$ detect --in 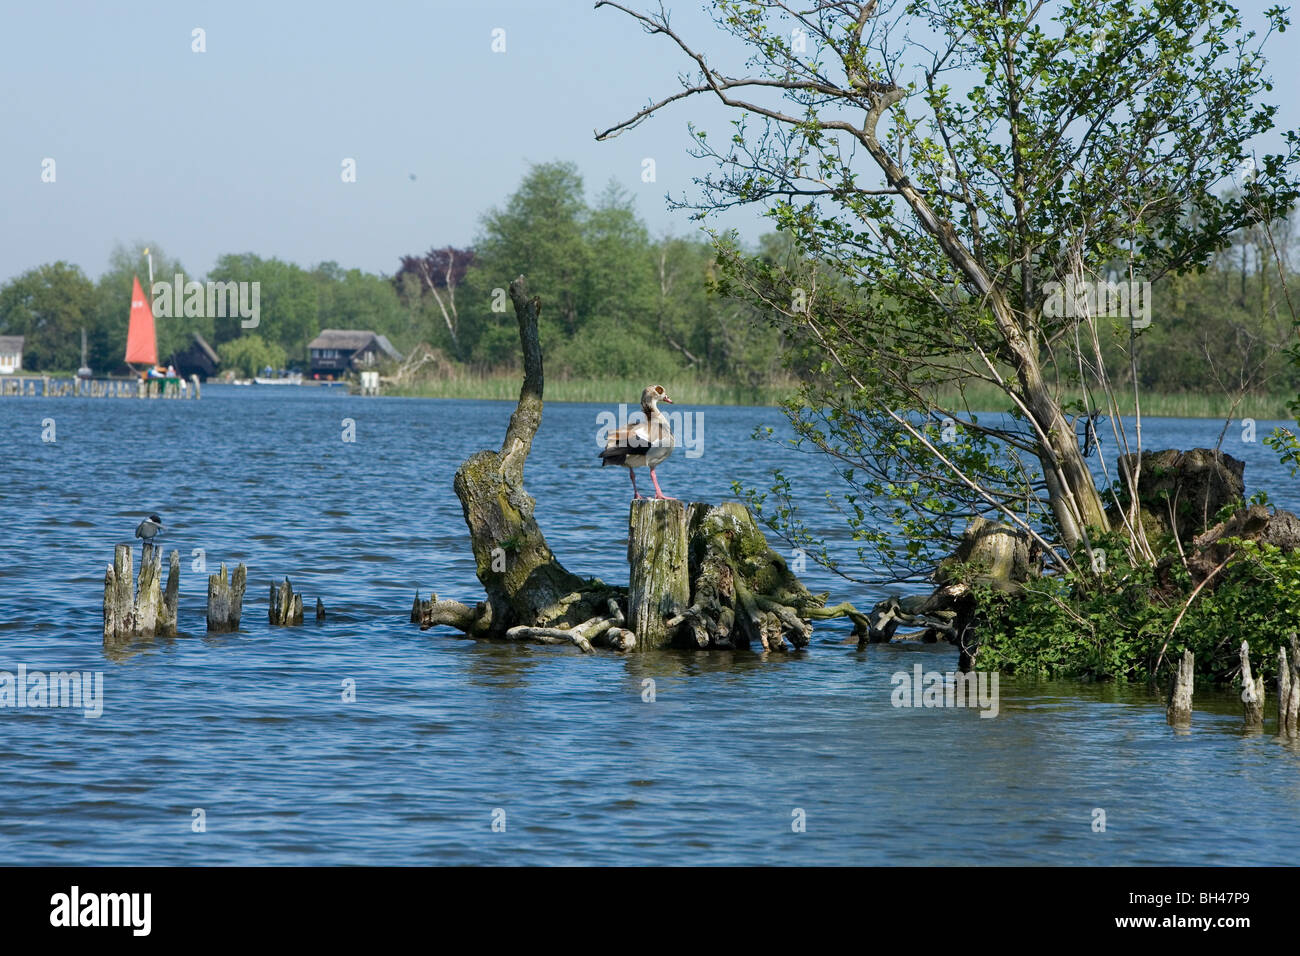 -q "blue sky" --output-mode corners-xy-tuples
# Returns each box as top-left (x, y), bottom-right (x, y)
(1, 0), (1296, 283)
